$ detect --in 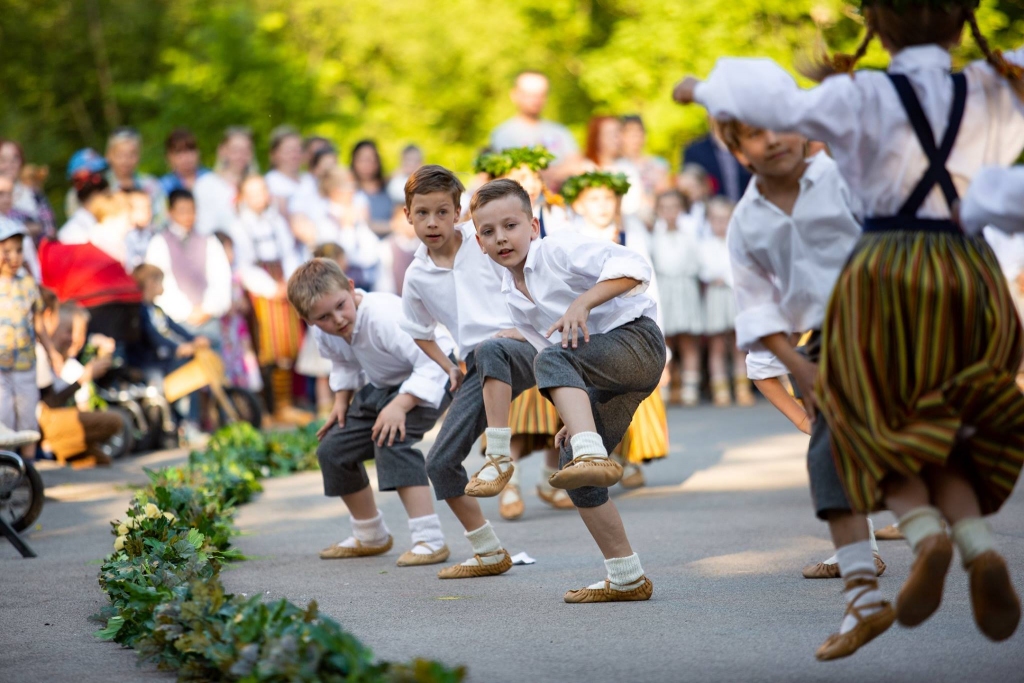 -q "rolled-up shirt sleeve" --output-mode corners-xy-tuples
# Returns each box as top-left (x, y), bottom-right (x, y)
(561, 237), (652, 297)
(745, 349), (790, 381)
(728, 223), (789, 350)
(962, 166), (1024, 236)
(400, 279), (438, 341)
